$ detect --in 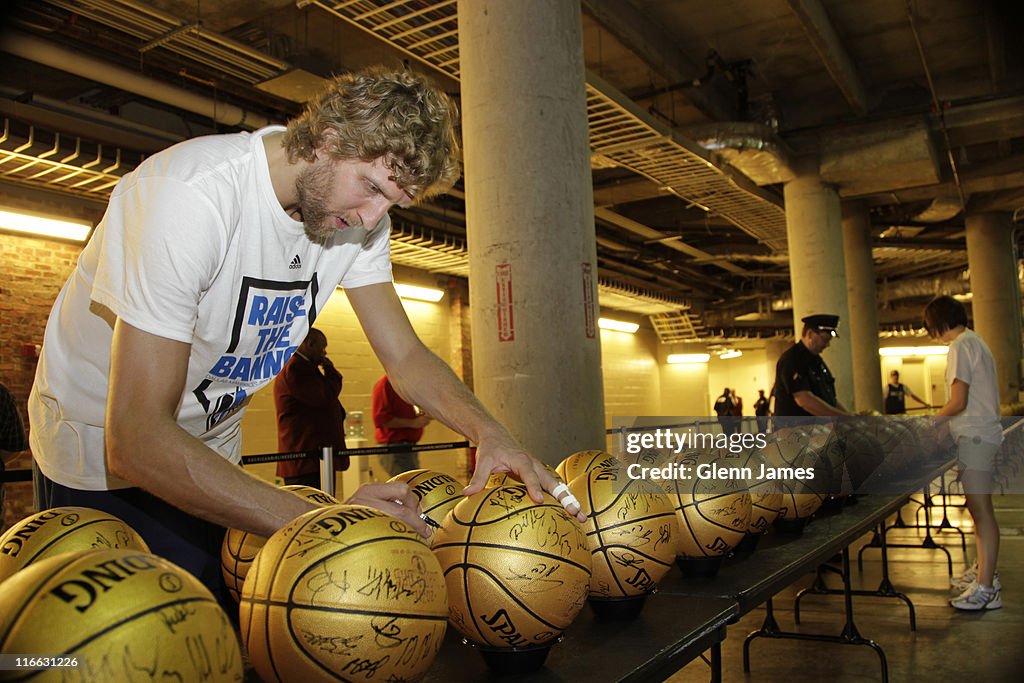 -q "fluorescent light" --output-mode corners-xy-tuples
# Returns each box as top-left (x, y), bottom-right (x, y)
(719, 349), (743, 359)
(667, 353), (710, 364)
(0, 209), (91, 242)
(598, 317), (639, 334)
(879, 346), (948, 357)
(394, 282), (444, 302)
(953, 293), (972, 302)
